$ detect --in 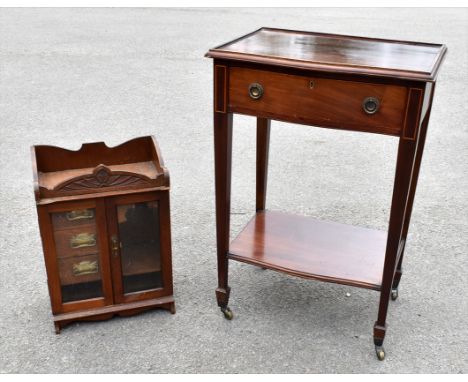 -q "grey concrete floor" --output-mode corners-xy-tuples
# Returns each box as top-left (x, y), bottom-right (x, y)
(0, 7), (467, 373)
